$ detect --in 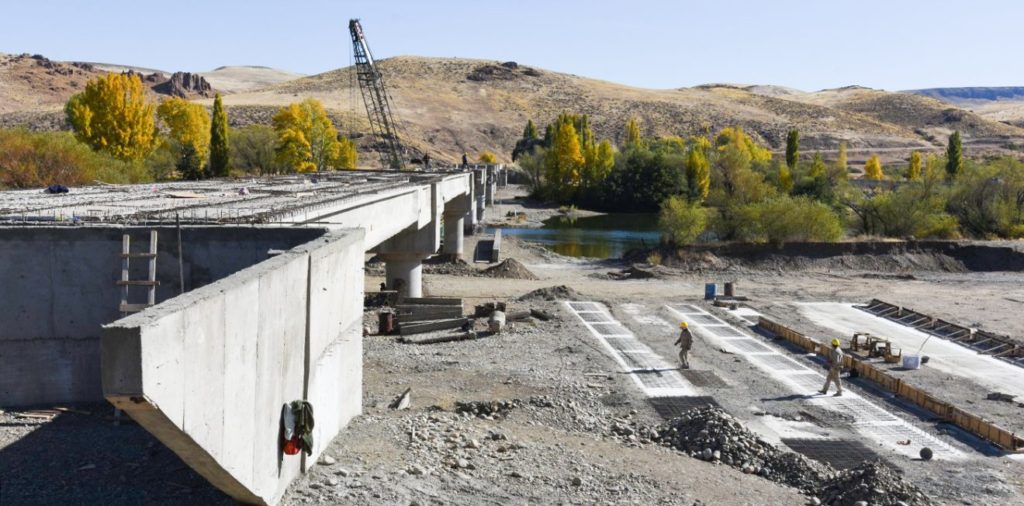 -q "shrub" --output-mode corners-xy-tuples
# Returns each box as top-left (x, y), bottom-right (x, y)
(659, 196), (708, 245)
(0, 129), (151, 188)
(732, 195), (843, 245)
